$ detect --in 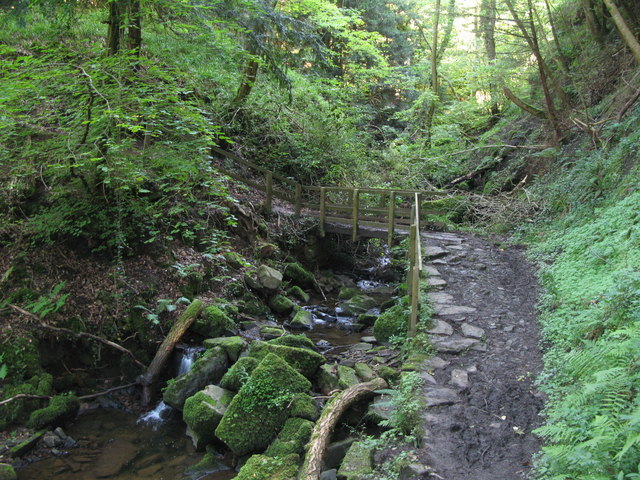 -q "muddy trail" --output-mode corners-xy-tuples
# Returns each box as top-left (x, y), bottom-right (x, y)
(416, 231), (543, 480)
